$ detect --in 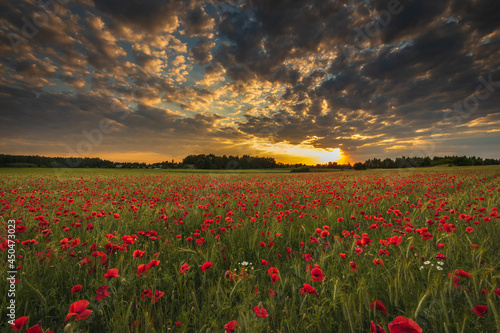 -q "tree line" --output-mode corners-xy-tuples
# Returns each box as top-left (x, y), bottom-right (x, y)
(346, 155), (499, 170)
(0, 154), (115, 168)
(181, 154), (277, 169)
(0, 154), (498, 169)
